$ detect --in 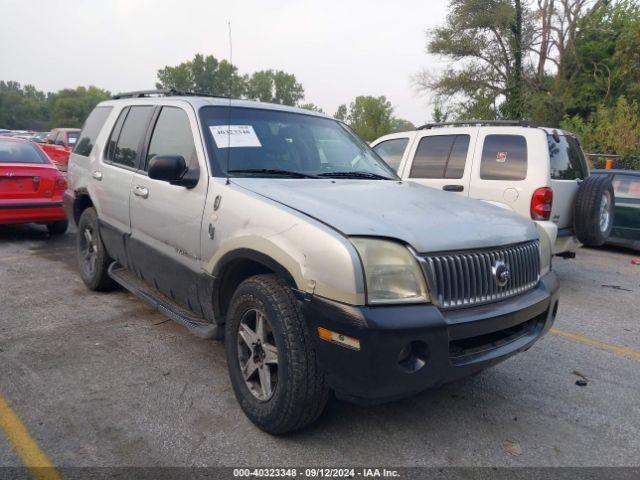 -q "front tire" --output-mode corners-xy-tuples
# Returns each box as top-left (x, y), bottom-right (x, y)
(76, 207), (116, 291)
(46, 220), (68, 235)
(225, 274), (329, 434)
